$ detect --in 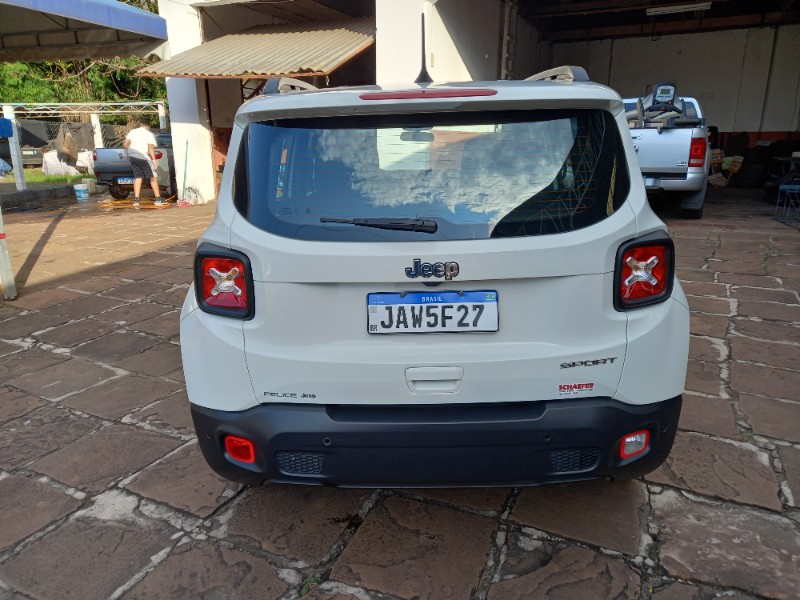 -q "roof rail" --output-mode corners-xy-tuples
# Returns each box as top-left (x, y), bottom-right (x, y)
(261, 77), (318, 95)
(524, 66), (590, 83)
